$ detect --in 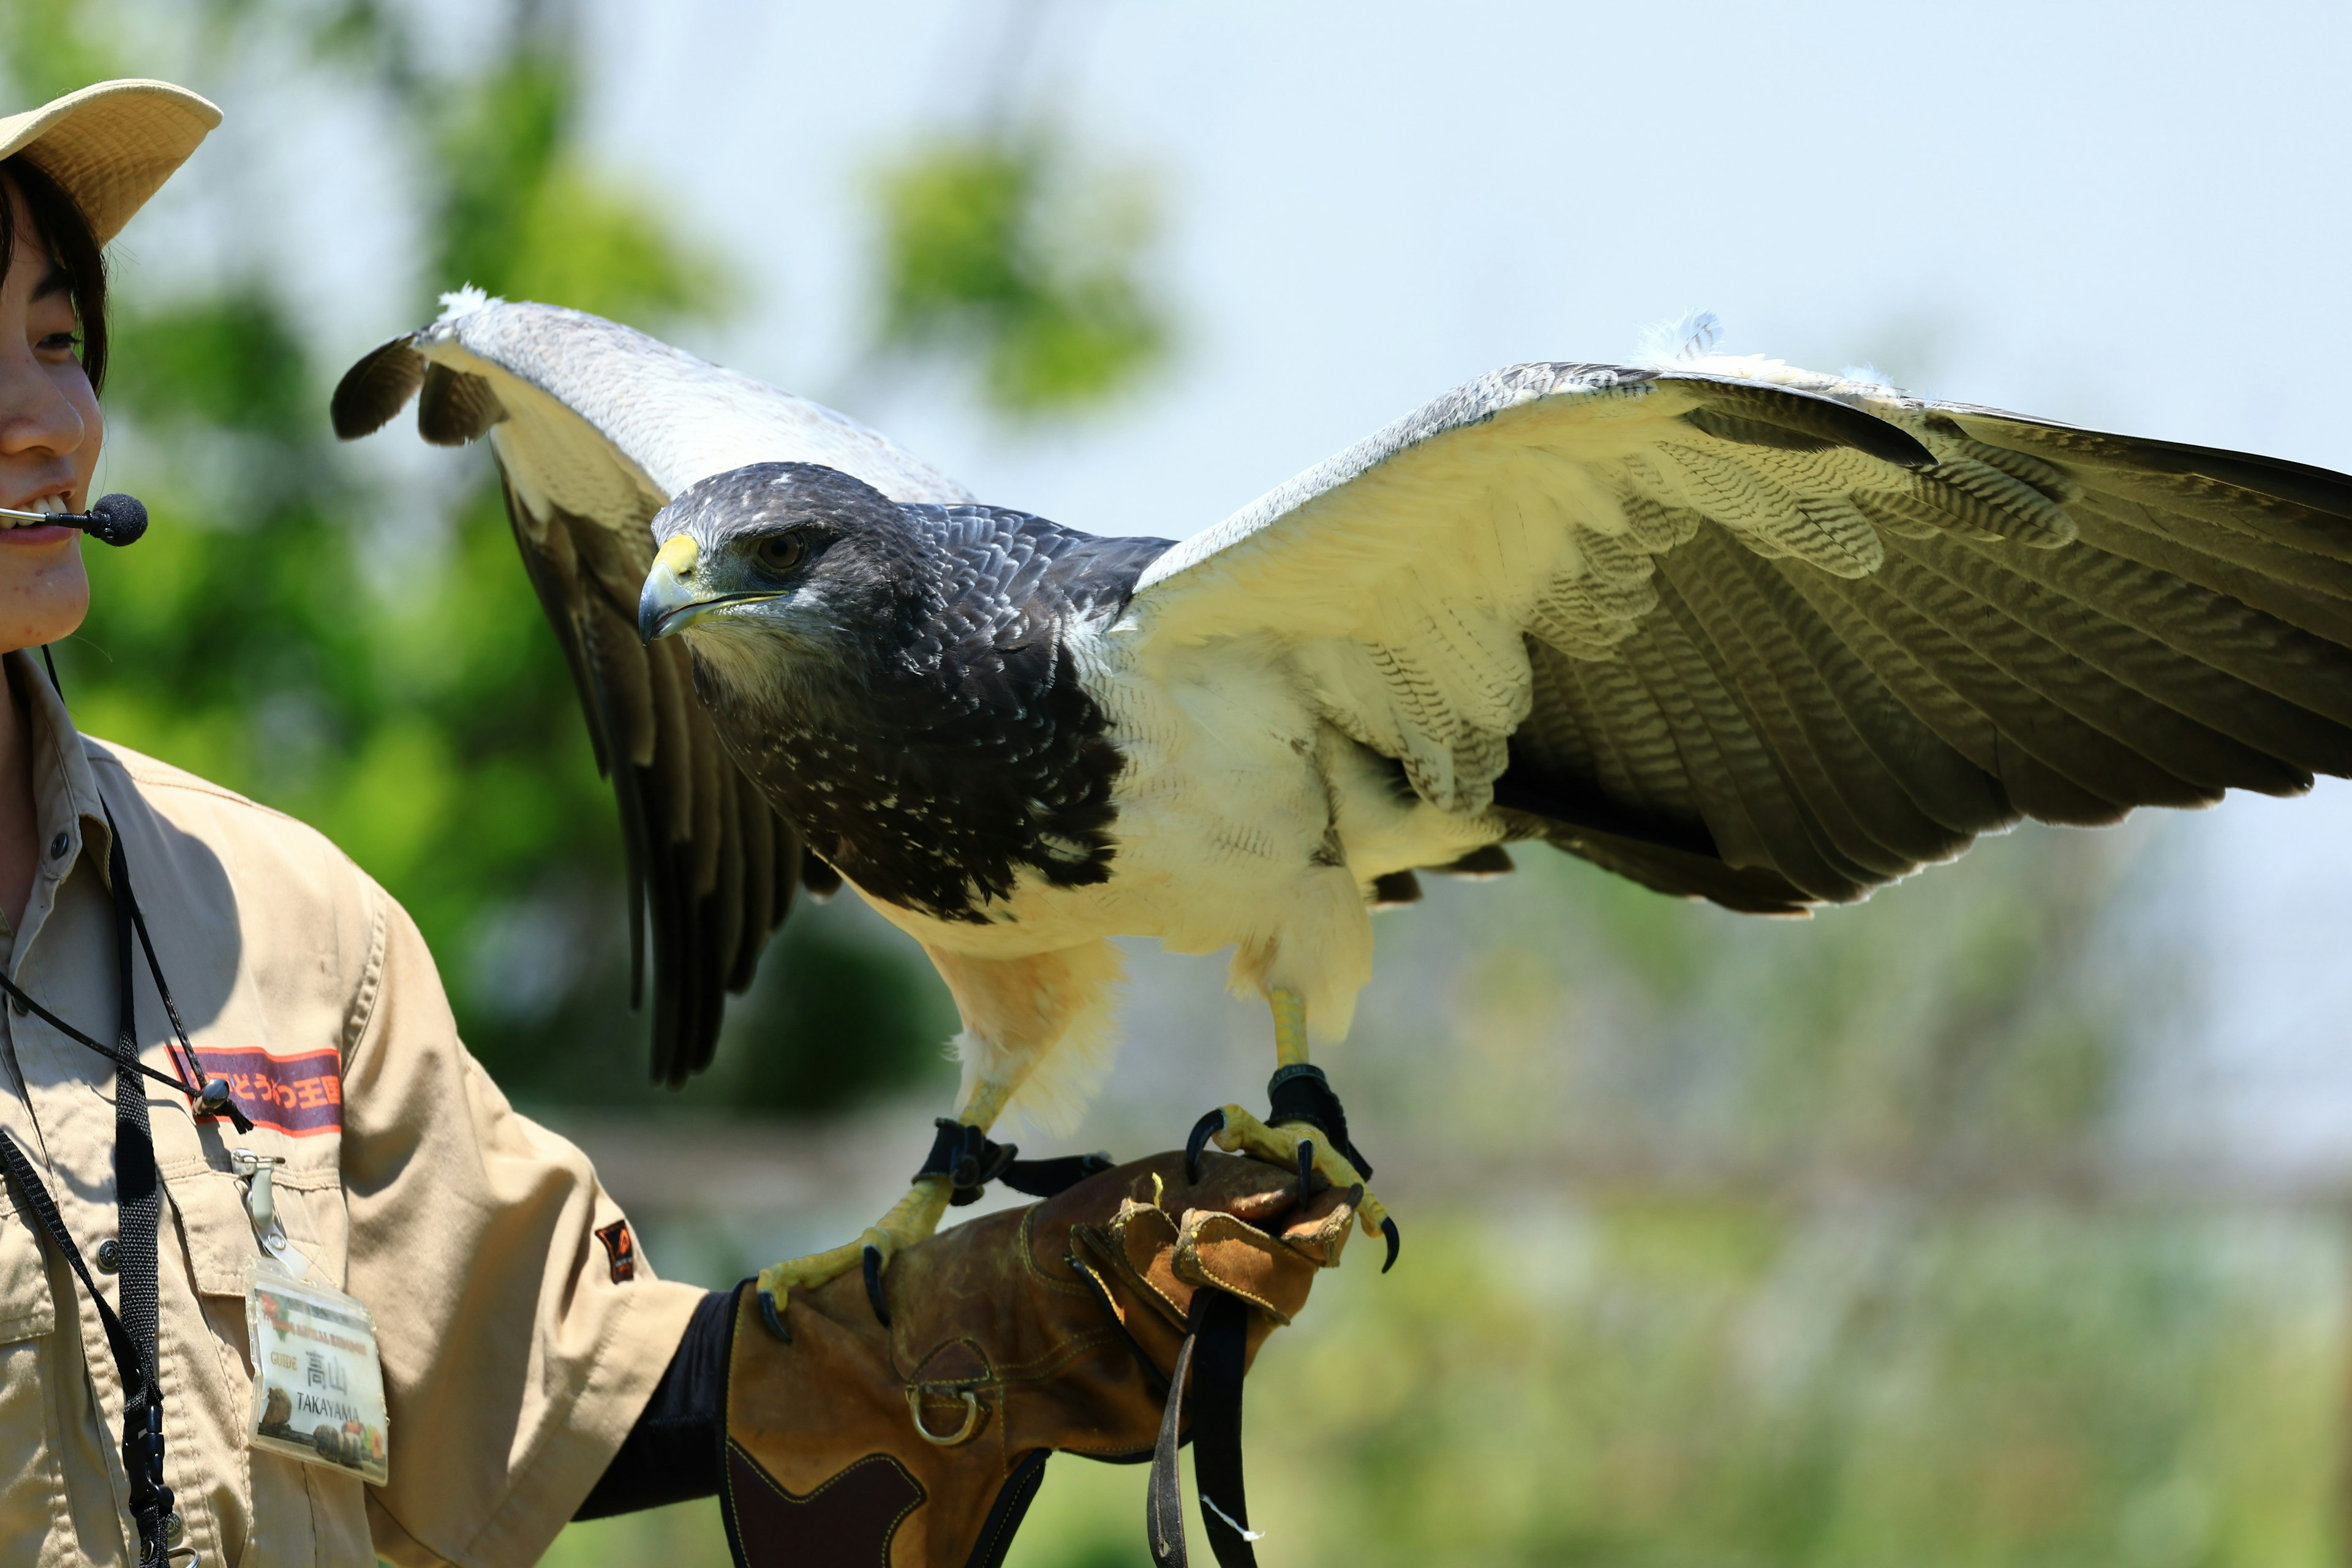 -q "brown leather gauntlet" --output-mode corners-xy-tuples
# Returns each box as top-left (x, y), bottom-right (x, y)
(722, 1150), (1355, 1568)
